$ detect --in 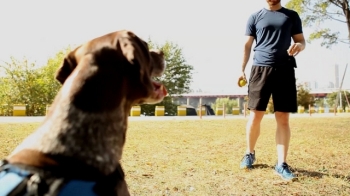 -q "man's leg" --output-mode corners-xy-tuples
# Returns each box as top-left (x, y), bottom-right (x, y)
(246, 110), (265, 154)
(274, 111), (295, 180)
(274, 112), (290, 165)
(240, 66), (273, 169)
(272, 66), (297, 180)
(240, 110), (266, 169)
